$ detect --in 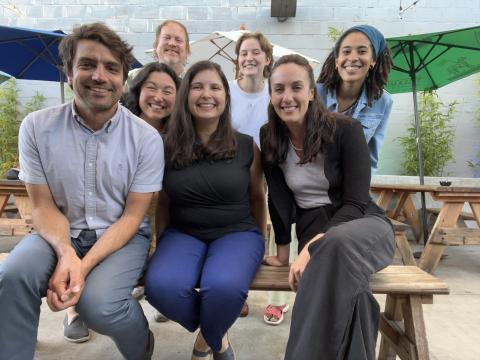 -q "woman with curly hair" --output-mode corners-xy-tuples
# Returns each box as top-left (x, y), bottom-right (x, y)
(317, 24), (393, 173)
(261, 54), (394, 359)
